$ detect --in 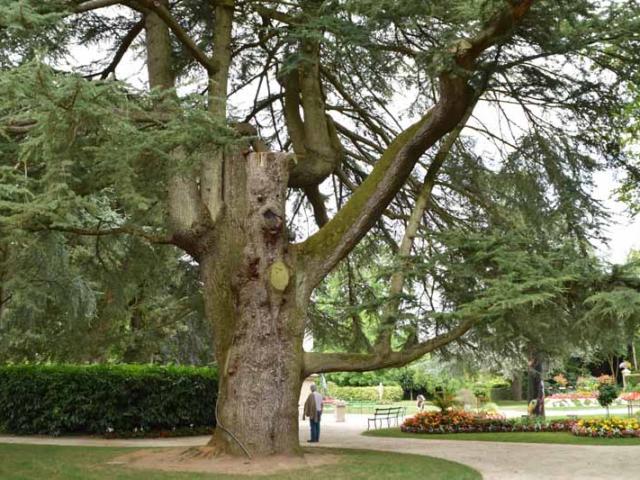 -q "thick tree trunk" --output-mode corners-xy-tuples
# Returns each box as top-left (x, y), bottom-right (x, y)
(141, 0), (535, 456)
(205, 321), (304, 456)
(511, 372), (523, 402)
(0, 243), (8, 321)
(527, 350), (545, 417)
(200, 151), (307, 456)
